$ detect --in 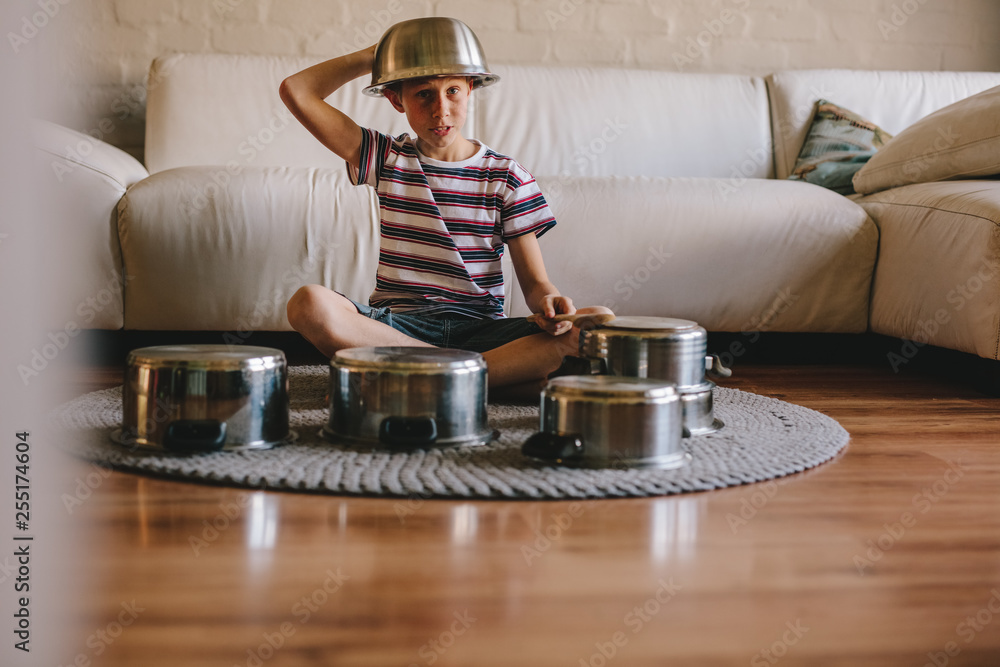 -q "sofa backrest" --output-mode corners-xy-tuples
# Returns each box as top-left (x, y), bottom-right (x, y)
(144, 54), (773, 179)
(144, 53), (434, 174)
(767, 69), (1000, 180)
(476, 64), (773, 179)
